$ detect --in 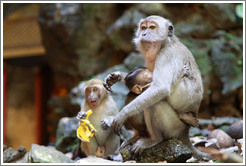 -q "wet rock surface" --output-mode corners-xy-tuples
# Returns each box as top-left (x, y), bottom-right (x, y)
(120, 138), (193, 163)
